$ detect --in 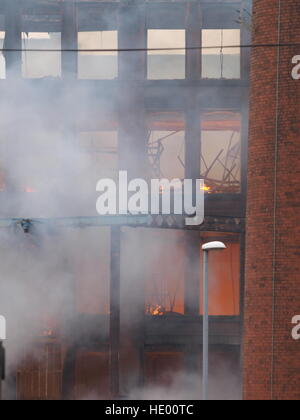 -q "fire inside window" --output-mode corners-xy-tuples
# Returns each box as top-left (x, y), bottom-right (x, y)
(201, 111), (241, 194)
(202, 29), (241, 79)
(78, 31), (118, 80)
